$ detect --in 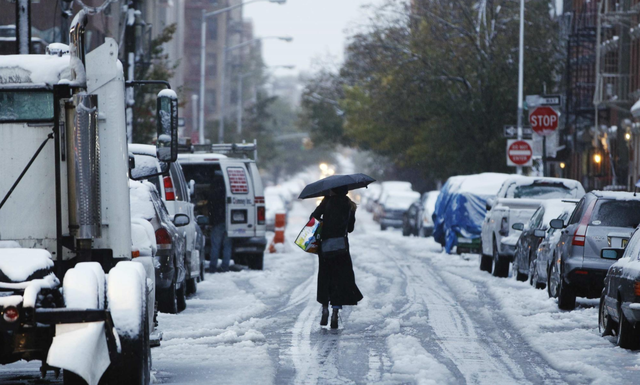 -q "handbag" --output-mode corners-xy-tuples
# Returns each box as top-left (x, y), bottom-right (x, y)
(294, 217), (322, 254)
